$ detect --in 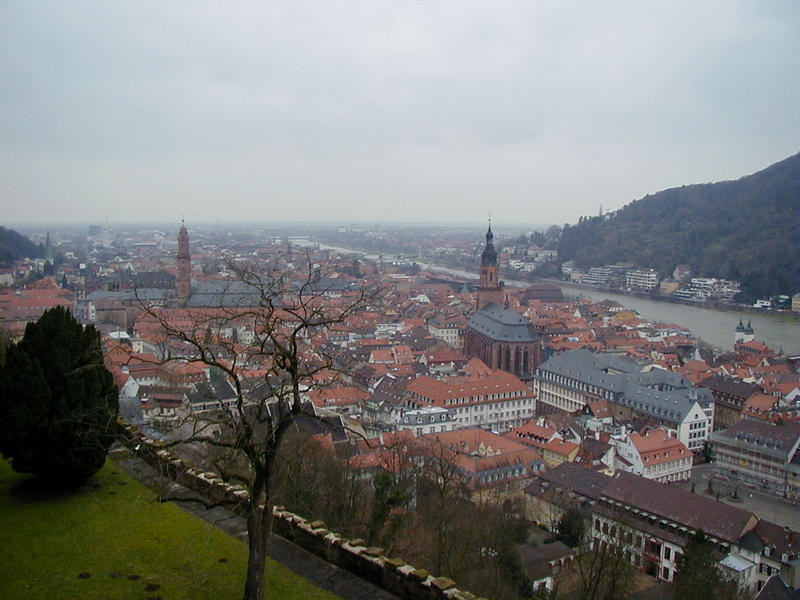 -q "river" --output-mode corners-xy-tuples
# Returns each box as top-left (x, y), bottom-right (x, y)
(555, 285), (799, 355)
(307, 242), (800, 355)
